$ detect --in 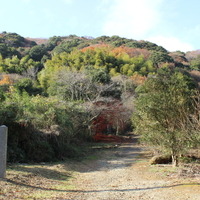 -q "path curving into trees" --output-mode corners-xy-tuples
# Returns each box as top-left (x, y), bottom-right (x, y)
(69, 137), (200, 200)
